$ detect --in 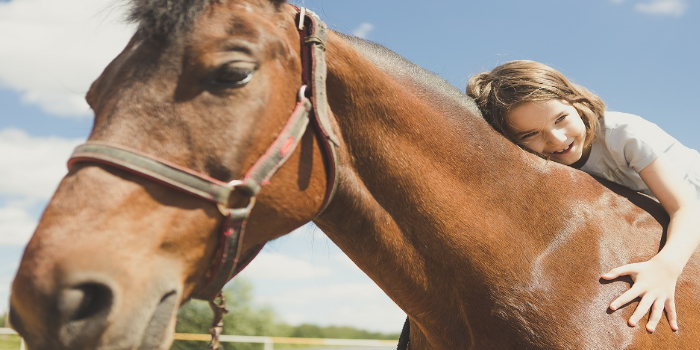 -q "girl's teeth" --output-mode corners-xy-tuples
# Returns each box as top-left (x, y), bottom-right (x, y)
(554, 144), (572, 154)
